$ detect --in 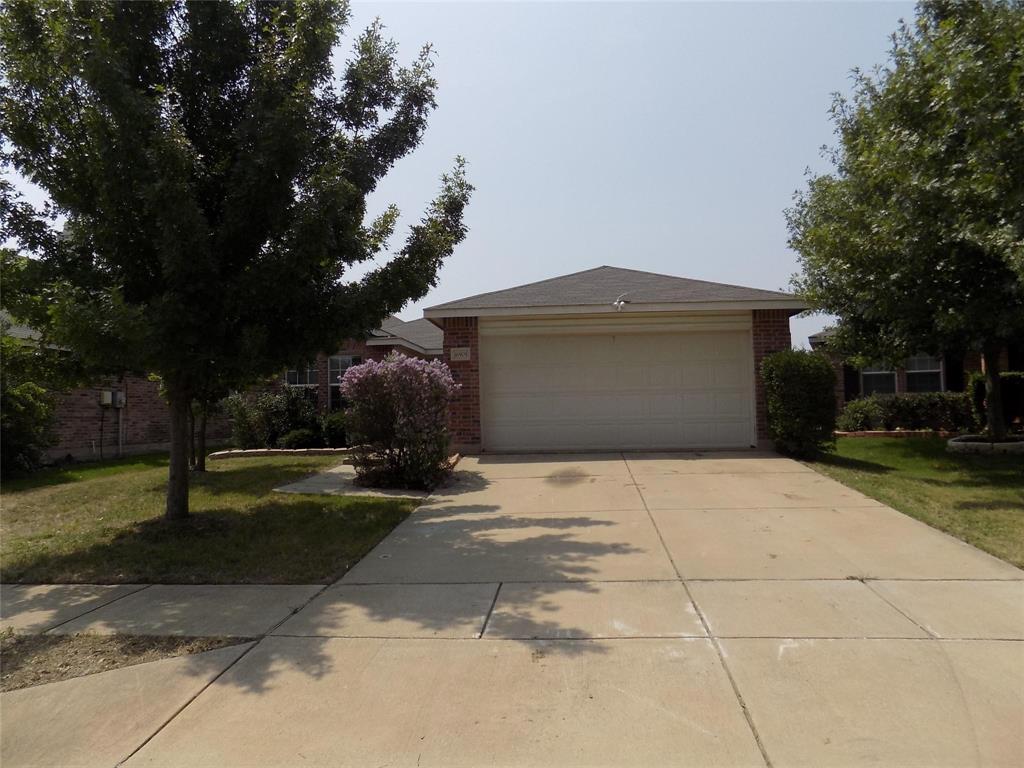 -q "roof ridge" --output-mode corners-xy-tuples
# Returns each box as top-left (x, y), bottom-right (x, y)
(425, 266), (611, 310)
(601, 265), (791, 297)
